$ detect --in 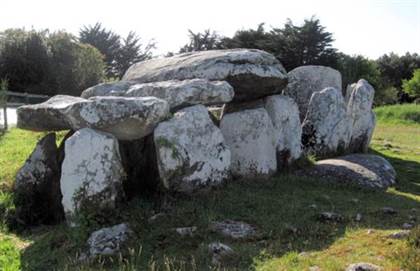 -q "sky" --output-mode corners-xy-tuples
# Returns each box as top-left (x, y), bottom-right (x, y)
(1, 0), (419, 59)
